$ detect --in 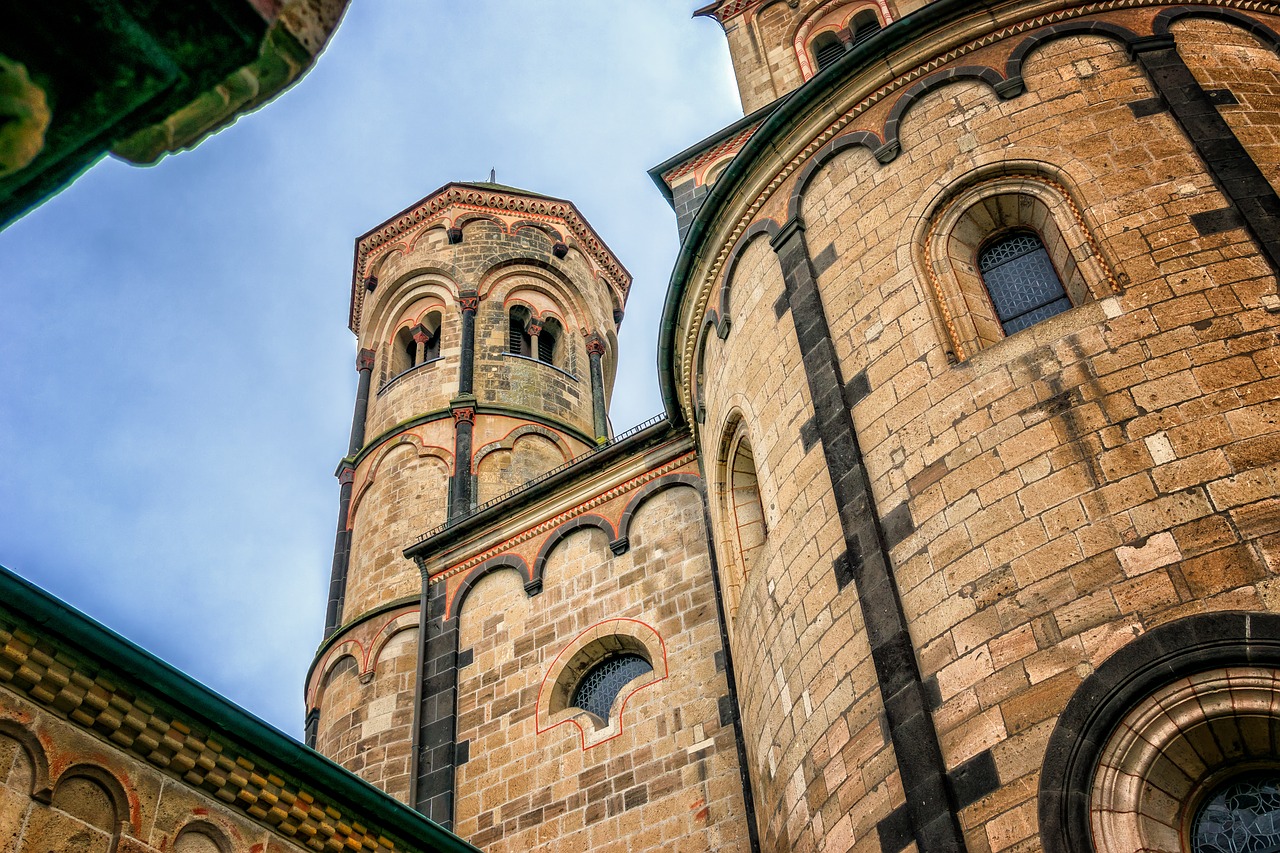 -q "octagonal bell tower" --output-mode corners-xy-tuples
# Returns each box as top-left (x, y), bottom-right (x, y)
(307, 182), (630, 805)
